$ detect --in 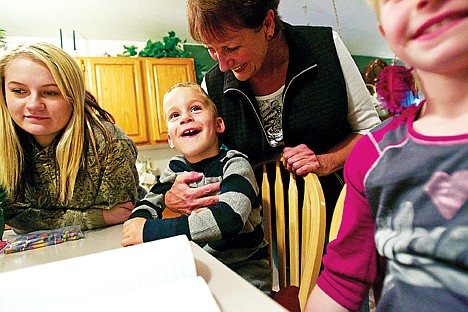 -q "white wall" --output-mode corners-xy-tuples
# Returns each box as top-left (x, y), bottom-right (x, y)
(1, 0), (393, 58)
(3, 36), (145, 57)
